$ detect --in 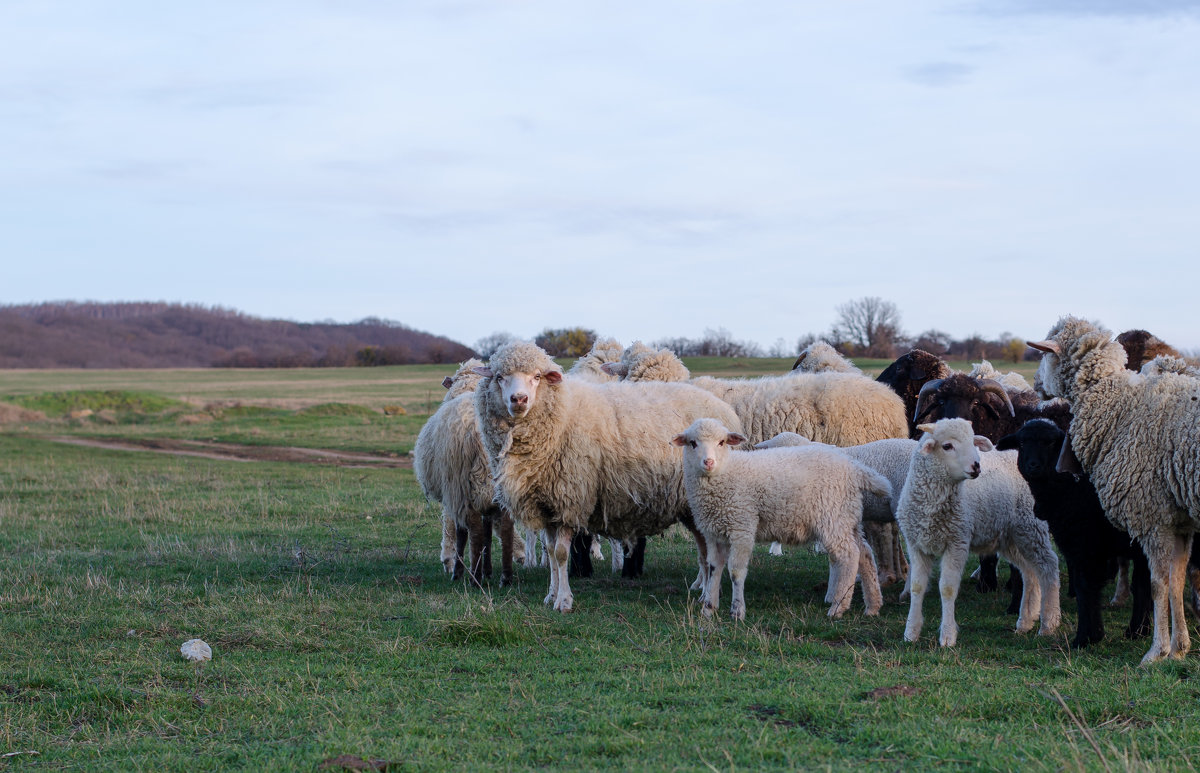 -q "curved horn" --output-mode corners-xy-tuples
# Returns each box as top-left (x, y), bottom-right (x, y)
(977, 379), (1015, 417)
(791, 352), (807, 371)
(1026, 339), (1060, 355)
(913, 378), (945, 423)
